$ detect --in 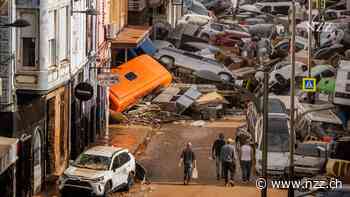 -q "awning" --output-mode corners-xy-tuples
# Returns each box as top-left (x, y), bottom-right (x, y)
(0, 137), (18, 175)
(111, 26), (151, 48)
